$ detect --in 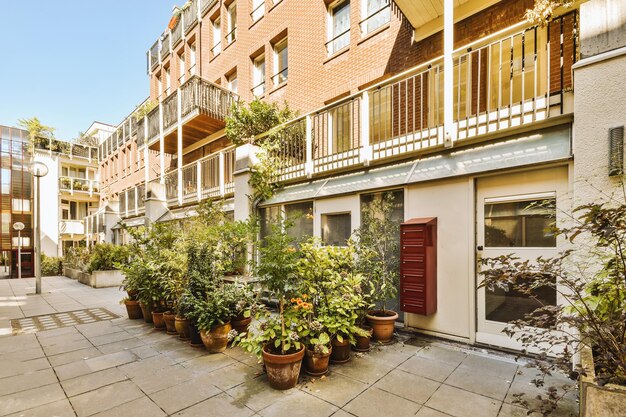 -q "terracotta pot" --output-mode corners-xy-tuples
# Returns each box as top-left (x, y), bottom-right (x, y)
(366, 310), (399, 343)
(152, 312), (166, 330)
(124, 299), (143, 320)
(231, 314), (252, 334)
(139, 302), (153, 324)
(200, 322), (231, 353)
(163, 312), (177, 335)
(188, 322), (203, 347)
(262, 345), (305, 390)
(304, 346), (332, 376)
(127, 290), (139, 300)
(353, 326), (374, 352)
(330, 337), (351, 364)
(175, 316), (191, 341)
